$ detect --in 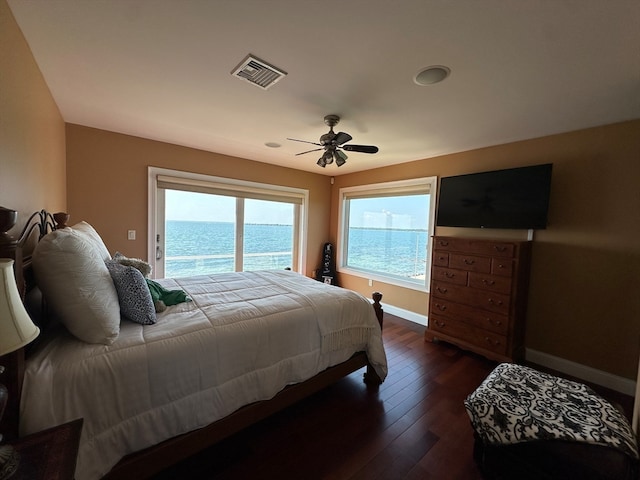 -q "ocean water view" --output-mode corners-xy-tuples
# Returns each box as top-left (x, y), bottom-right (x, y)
(165, 220), (427, 279)
(165, 220), (293, 277)
(347, 227), (428, 279)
